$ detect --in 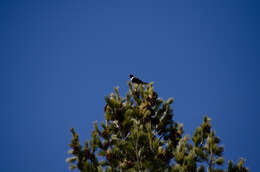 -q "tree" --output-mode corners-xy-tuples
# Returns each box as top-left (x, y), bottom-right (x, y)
(66, 82), (249, 172)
